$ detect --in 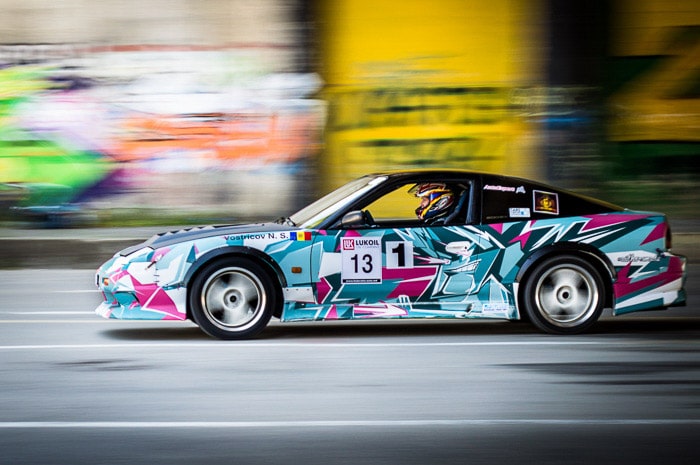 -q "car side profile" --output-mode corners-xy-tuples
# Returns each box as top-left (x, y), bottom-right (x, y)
(95, 170), (687, 339)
